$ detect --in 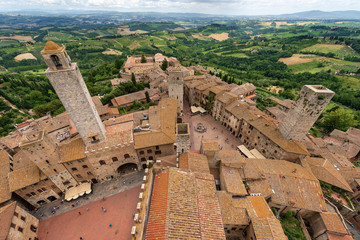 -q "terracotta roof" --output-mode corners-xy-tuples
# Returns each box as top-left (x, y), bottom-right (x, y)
(218, 150), (246, 168)
(111, 88), (160, 107)
(0, 150), (11, 204)
(268, 96), (294, 109)
(0, 202), (16, 240)
(146, 168), (226, 239)
(195, 81), (217, 92)
(41, 40), (64, 53)
(320, 212), (348, 235)
(244, 158), (327, 212)
(179, 152), (210, 174)
(41, 112), (70, 133)
(305, 157), (352, 192)
(103, 113), (134, 126)
(220, 166), (247, 195)
(91, 96), (109, 116)
(327, 233), (354, 240)
(265, 106), (287, 121)
(230, 83), (256, 96)
(216, 92), (238, 104)
(108, 107), (119, 115)
(201, 139), (219, 152)
(134, 98), (177, 149)
(59, 137), (86, 163)
(0, 132), (21, 149)
(8, 164), (42, 192)
(216, 191), (249, 226)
